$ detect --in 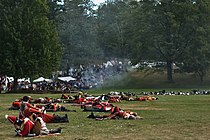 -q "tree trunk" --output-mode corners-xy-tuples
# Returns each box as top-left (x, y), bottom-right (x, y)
(200, 76), (203, 85)
(13, 77), (18, 91)
(198, 72), (204, 85)
(166, 61), (173, 82)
